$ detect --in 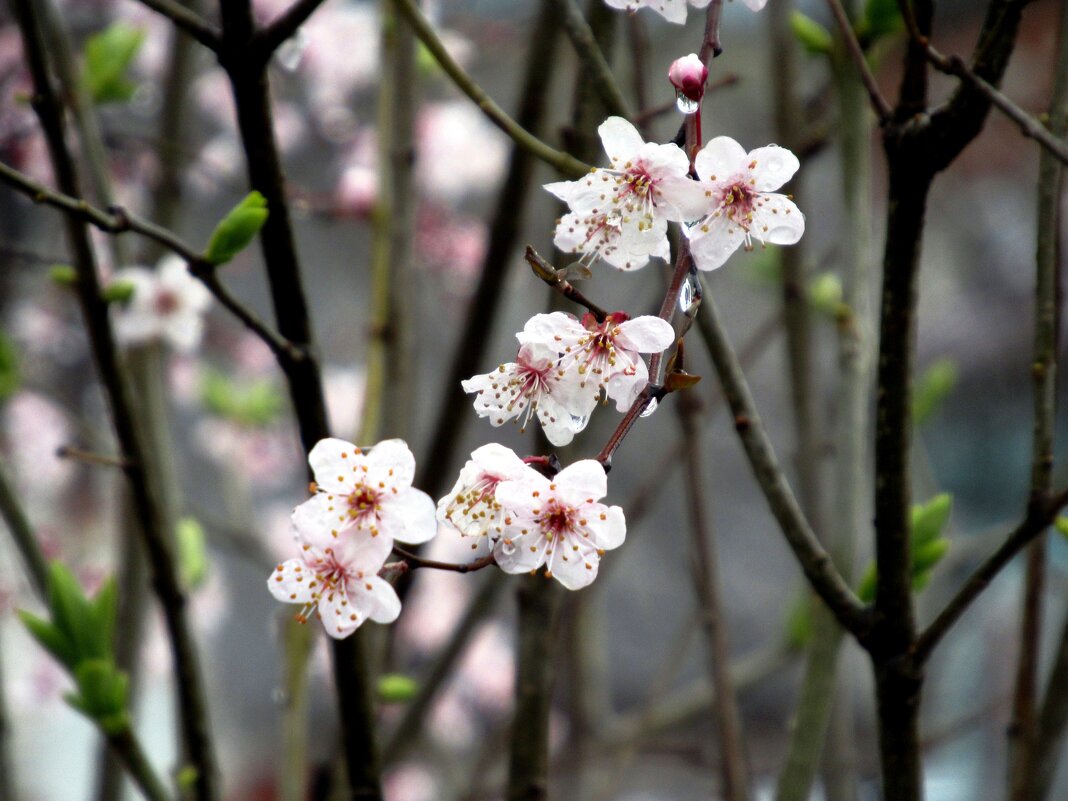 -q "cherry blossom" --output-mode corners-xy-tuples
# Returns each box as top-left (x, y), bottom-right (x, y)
(520, 311), (676, 412)
(110, 255), (212, 352)
(668, 53), (708, 104)
(437, 444), (531, 553)
(493, 460), (626, 590)
(293, 438), (437, 545)
(545, 116), (706, 272)
(268, 517), (400, 639)
(685, 137), (804, 271)
(603, 0), (766, 24)
(462, 342), (587, 447)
